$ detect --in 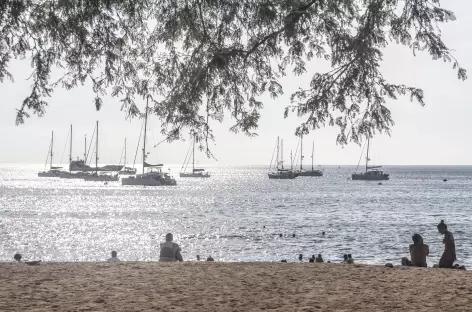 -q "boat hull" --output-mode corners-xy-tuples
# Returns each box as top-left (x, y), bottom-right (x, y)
(119, 170), (137, 175)
(268, 172), (297, 179)
(297, 170), (323, 177)
(84, 175), (119, 182)
(351, 173), (389, 181)
(38, 171), (61, 178)
(122, 173), (177, 186)
(179, 173), (210, 178)
(59, 172), (91, 179)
